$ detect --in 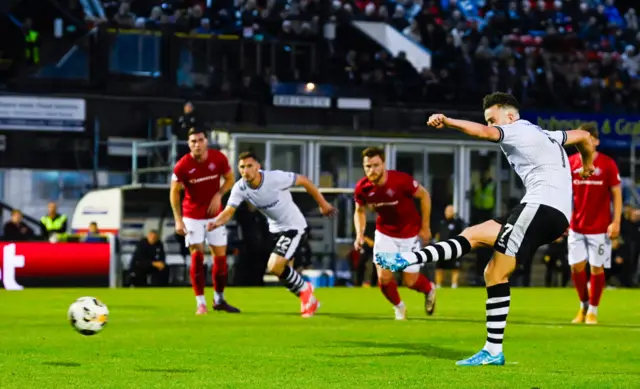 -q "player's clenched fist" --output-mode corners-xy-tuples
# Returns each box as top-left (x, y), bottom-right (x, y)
(319, 201), (337, 217)
(580, 163), (596, 178)
(354, 234), (365, 251)
(174, 219), (187, 236)
(427, 114), (447, 128)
